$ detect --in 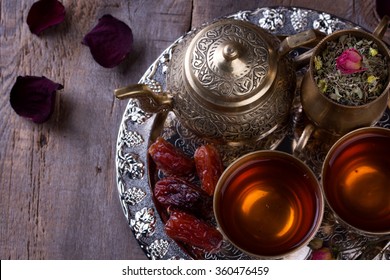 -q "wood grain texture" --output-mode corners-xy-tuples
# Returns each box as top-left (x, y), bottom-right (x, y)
(0, 0), (388, 260)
